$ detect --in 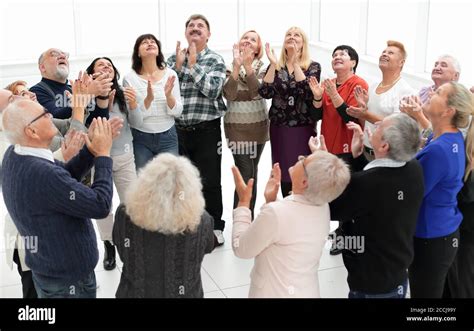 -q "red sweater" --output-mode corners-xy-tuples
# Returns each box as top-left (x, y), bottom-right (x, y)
(321, 75), (368, 155)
